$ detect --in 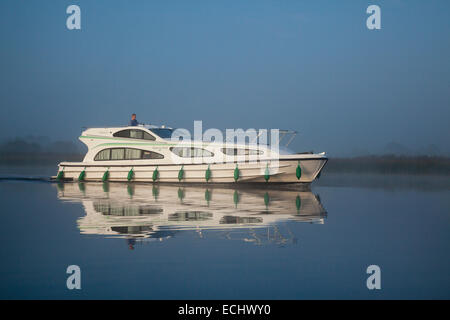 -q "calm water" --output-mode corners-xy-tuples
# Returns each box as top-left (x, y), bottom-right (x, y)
(0, 165), (449, 299)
